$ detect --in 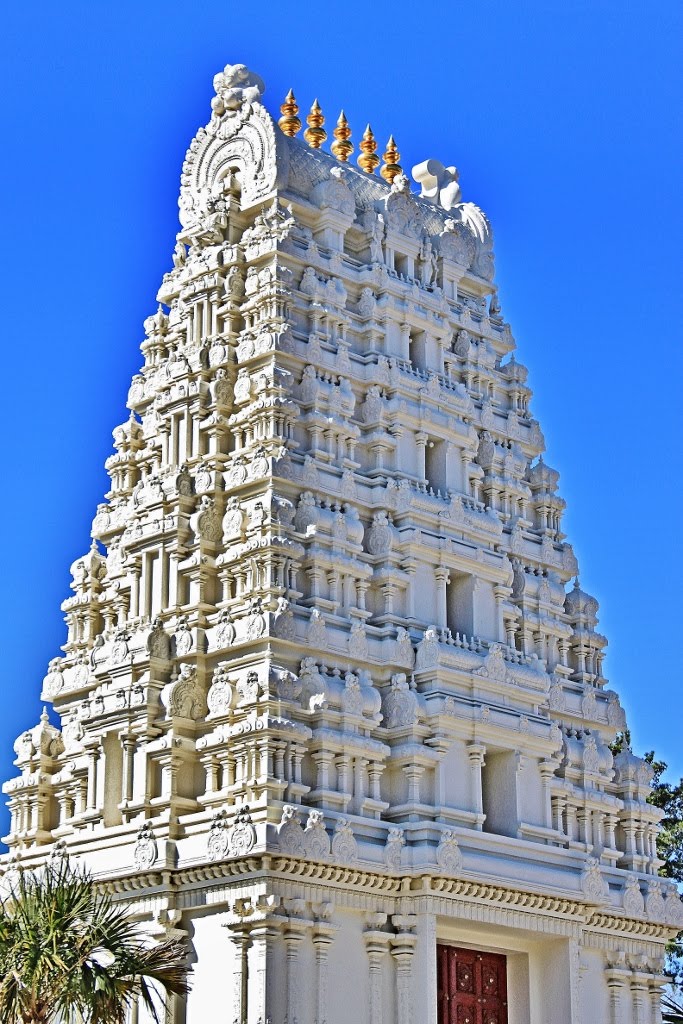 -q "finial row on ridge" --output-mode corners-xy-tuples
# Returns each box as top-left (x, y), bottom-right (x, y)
(278, 90), (403, 183)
